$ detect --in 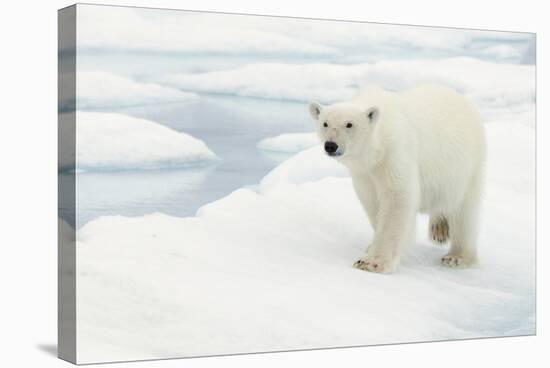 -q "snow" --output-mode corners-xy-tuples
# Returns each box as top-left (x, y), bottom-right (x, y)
(480, 44), (521, 59)
(74, 121), (534, 363)
(259, 146), (348, 192)
(485, 122), (535, 194)
(75, 112), (218, 171)
(257, 132), (318, 153)
(76, 5), (336, 56)
(159, 58), (535, 132)
(160, 58), (534, 110)
(77, 71), (197, 109)
(159, 62), (370, 102)
(75, 5), (533, 62)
